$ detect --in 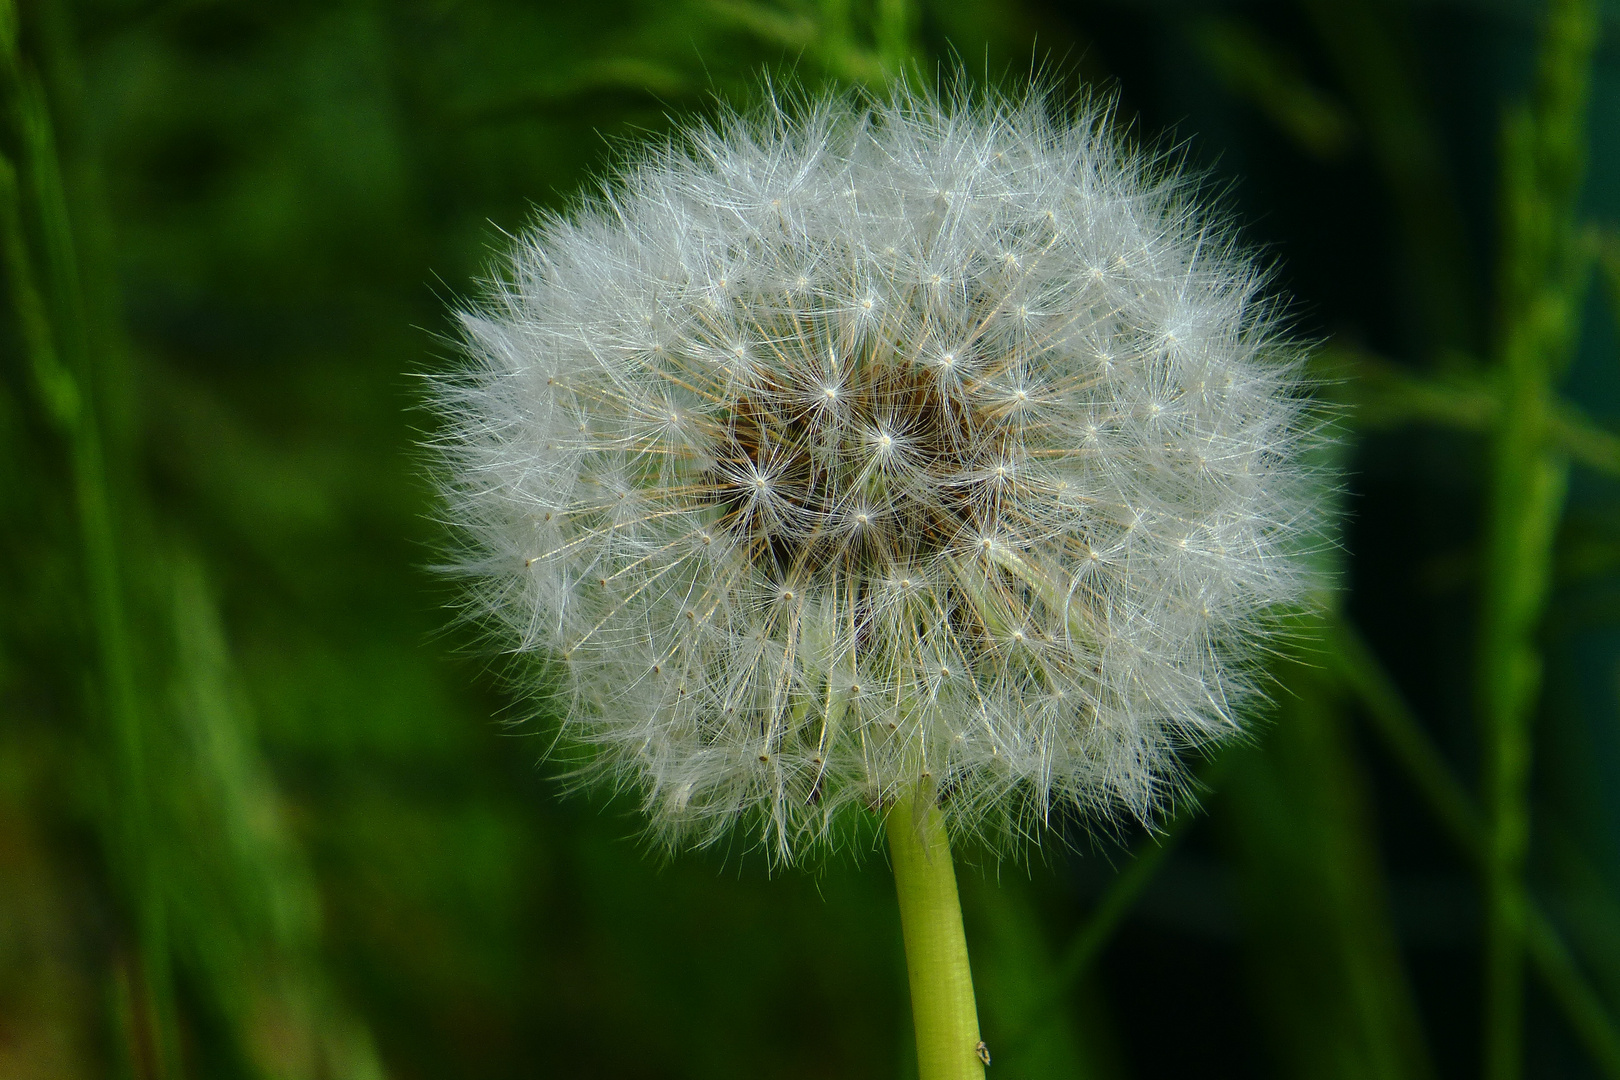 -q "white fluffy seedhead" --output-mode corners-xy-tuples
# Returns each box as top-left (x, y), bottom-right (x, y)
(433, 83), (1325, 862)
